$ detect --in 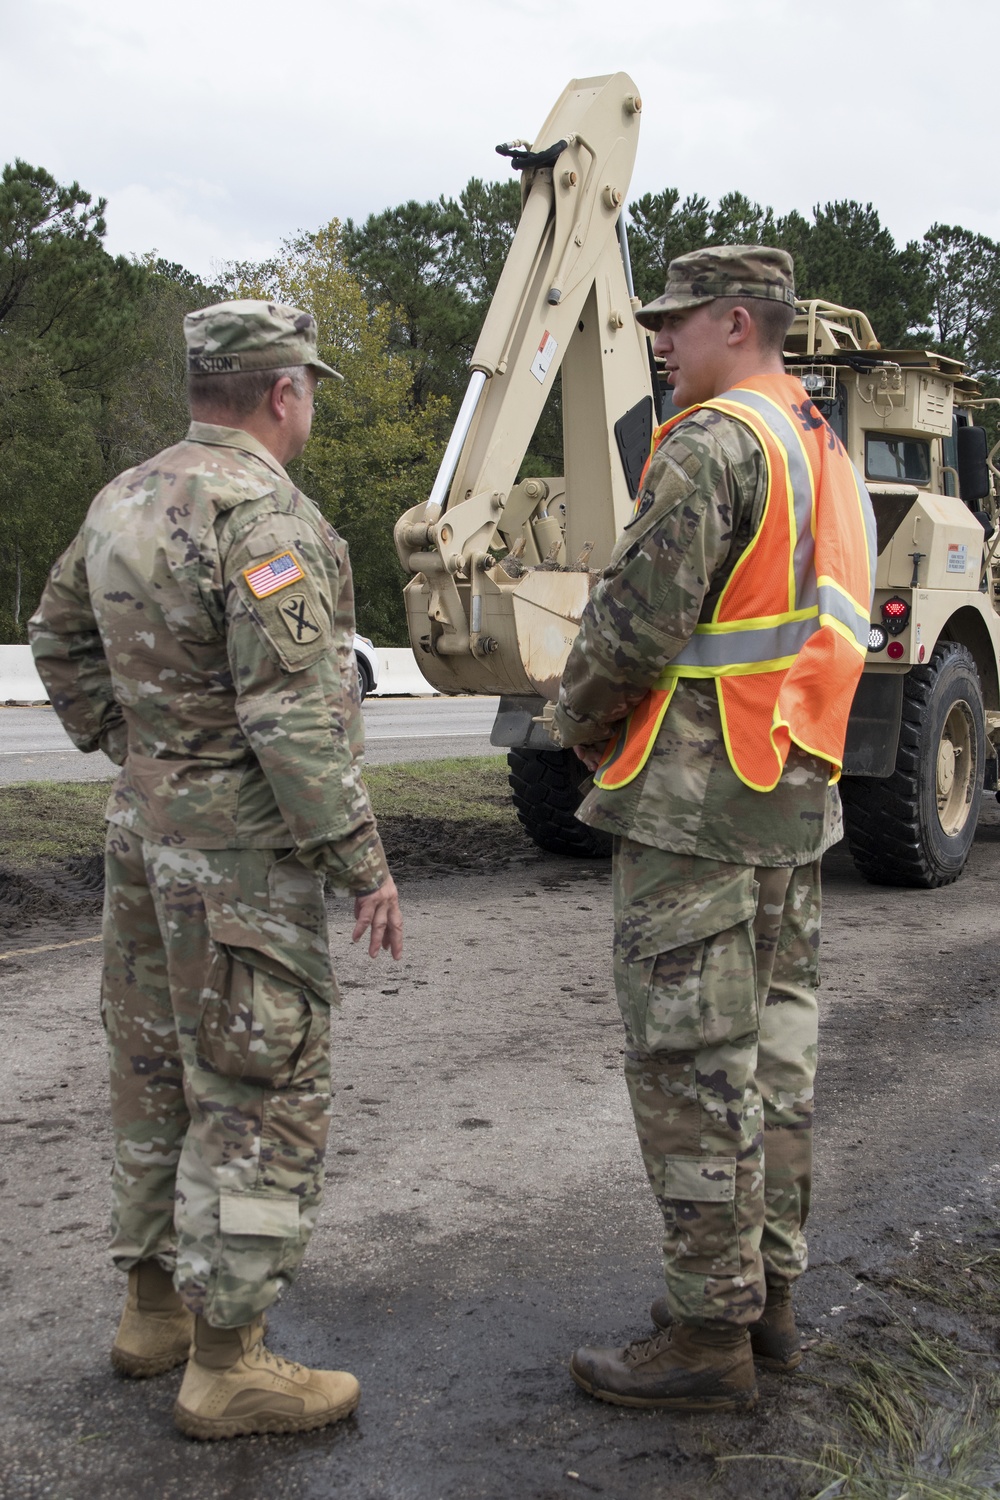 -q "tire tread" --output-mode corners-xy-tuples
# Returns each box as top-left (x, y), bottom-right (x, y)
(841, 642), (984, 888)
(507, 748), (613, 858)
